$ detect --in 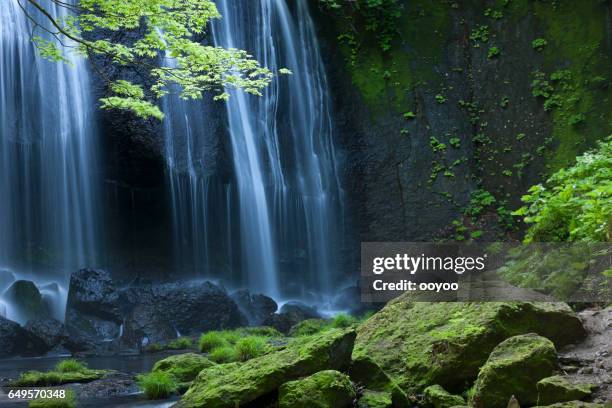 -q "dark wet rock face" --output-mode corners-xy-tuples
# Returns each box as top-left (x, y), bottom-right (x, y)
(121, 281), (245, 347)
(24, 318), (68, 352)
(65, 269), (123, 352)
(231, 289), (278, 326)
